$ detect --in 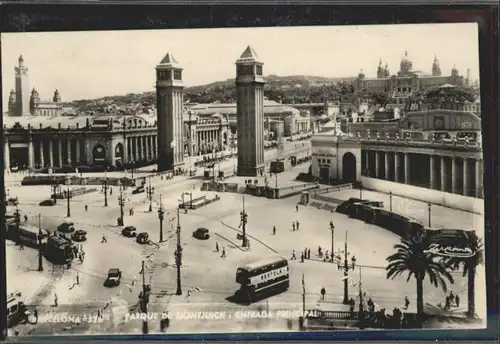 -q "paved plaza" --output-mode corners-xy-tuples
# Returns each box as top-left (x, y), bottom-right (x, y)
(6, 161), (486, 335)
